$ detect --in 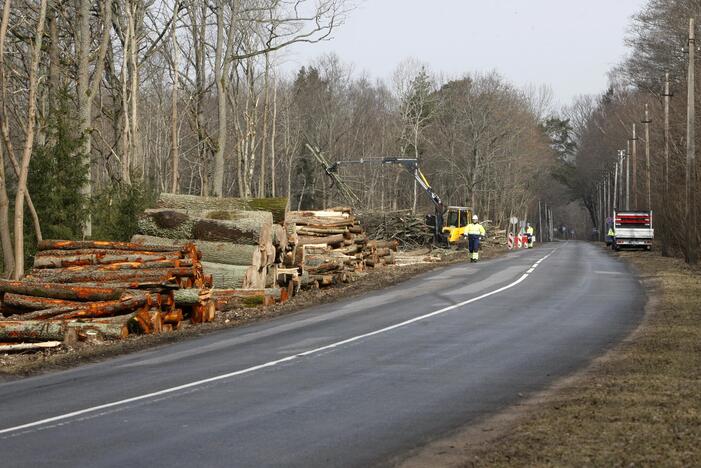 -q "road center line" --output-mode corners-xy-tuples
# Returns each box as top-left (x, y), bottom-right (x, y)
(0, 250), (556, 436)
